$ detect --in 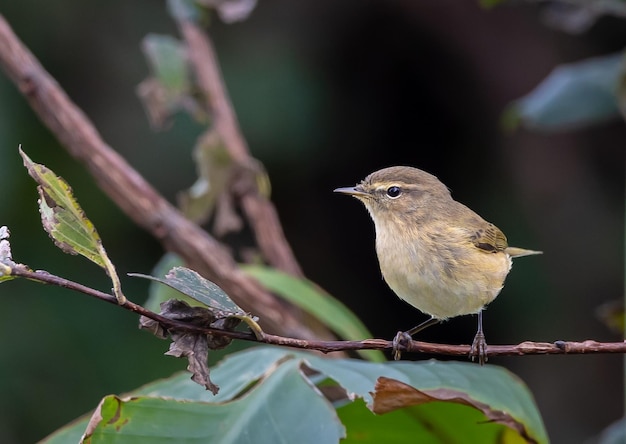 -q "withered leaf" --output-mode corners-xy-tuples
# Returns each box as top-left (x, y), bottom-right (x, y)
(178, 131), (239, 230)
(178, 130), (271, 237)
(140, 299), (245, 394)
(167, 332), (216, 394)
(0, 226), (15, 282)
(137, 34), (206, 130)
